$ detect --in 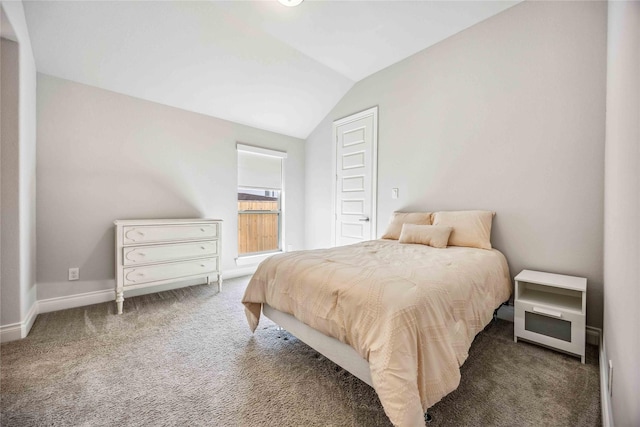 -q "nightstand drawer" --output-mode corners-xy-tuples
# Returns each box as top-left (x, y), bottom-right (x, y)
(122, 241), (219, 266)
(122, 223), (219, 244)
(515, 300), (585, 357)
(515, 299), (584, 323)
(123, 258), (218, 286)
(525, 310), (571, 342)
